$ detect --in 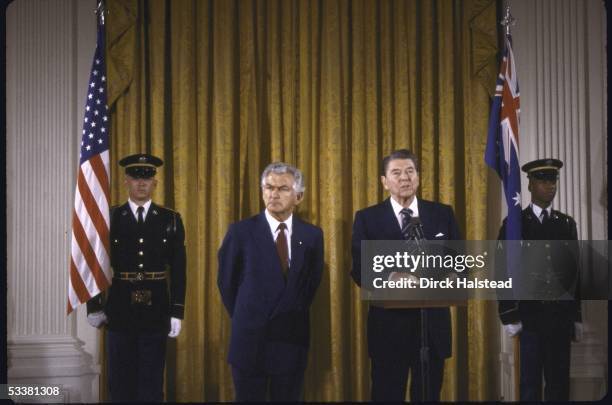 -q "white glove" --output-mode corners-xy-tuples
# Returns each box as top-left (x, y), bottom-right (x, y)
(168, 317), (182, 338)
(573, 322), (583, 342)
(87, 311), (107, 328)
(503, 322), (522, 337)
